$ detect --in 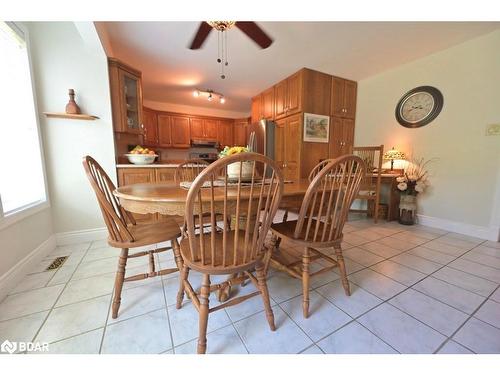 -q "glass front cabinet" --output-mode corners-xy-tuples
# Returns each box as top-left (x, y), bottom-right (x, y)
(108, 58), (144, 134)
